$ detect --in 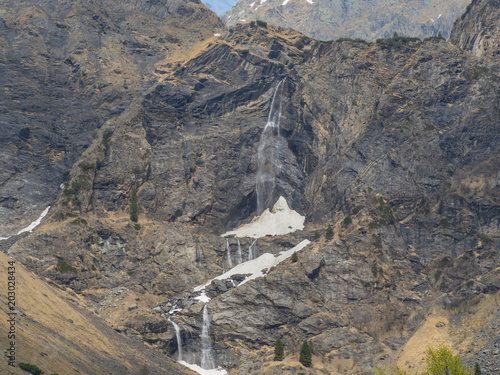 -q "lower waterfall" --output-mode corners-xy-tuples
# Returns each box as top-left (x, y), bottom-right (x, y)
(200, 304), (215, 370)
(170, 319), (183, 361)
